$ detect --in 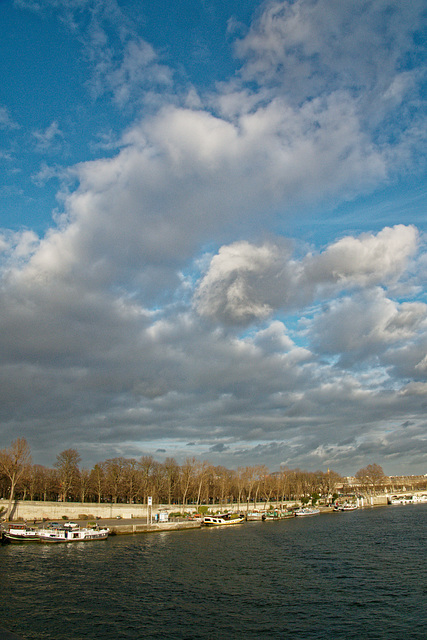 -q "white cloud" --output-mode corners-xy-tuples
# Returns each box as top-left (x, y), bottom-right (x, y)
(194, 226), (420, 325)
(309, 288), (427, 365)
(235, 0), (424, 103)
(32, 121), (64, 152)
(16, 0), (173, 110)
(0, 230), (40, 265)
(32, 162), (65, 187)
(1, 0), (426, 474)
(194, 241), (290, 324)
(252, 321), (295, 354)
(303, 224), (419, 288)
(105, 39), (173, 107)
(415, 355), (427, 373)
(9, 96), (390, 305)
(226, 0), (426, 177)
(0, 105), (19, 130)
